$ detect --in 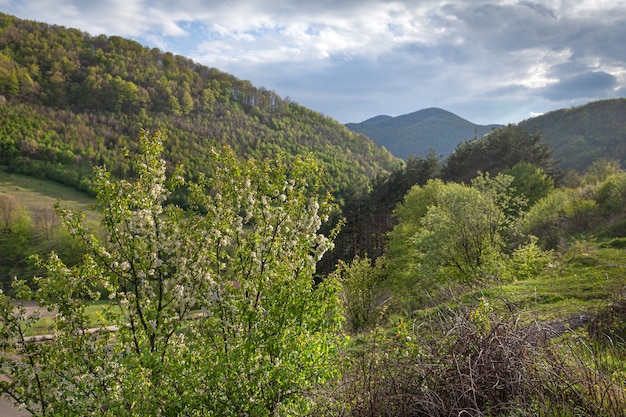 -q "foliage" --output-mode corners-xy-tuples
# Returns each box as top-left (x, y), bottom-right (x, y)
(385, 172), (556, 311)
(502, 161), (554, 208)
(328, 151), (441, 270)
(0, 193), (84, 293)
(594, 171), (626, 216)
(470, 171), (527, 228)
(334, 256), (388, 332)
(522, 188), (598, 250)
(508, 236), (554, 281)
(518, 98), (626, 173)
(414, 181), (507, 283)
(0, 131), (344, 416)
(387, 175), (518, 285)
(384, 179), (444, 304)
(0, 12), (400, 196)
(442, 124), (556, 184)
(522, 162), (626, 249)
(582, 158), (623, 186)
